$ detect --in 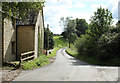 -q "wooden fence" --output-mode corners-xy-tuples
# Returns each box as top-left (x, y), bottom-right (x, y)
(20, 51), (34, 65)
